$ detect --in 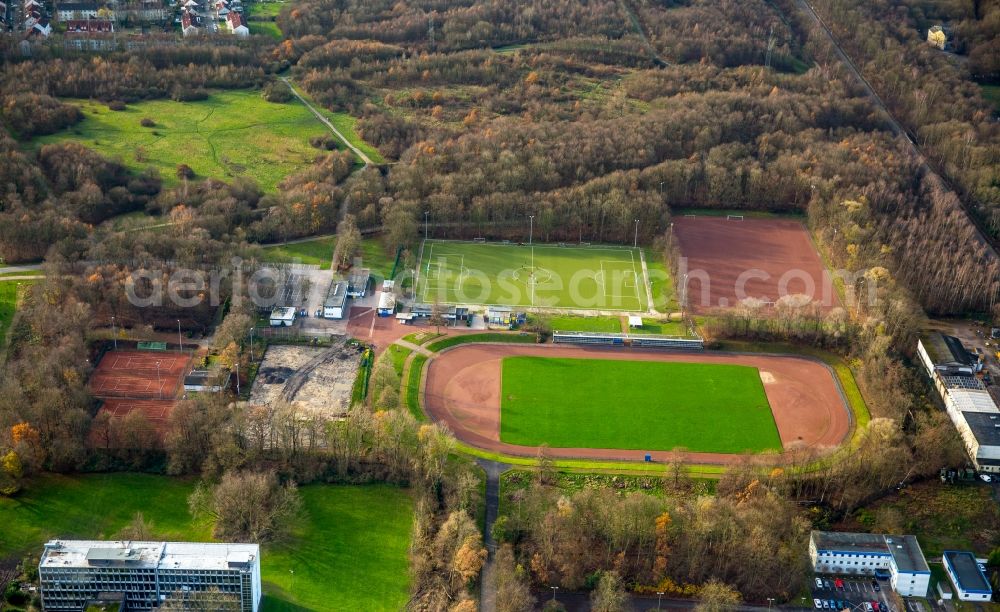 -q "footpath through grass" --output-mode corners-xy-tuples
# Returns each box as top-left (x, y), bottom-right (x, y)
(425, 332), (537, 352)
(0, 473), (413, 612)
(36, 91), (350, 192)
(500, 357), (781, 453)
